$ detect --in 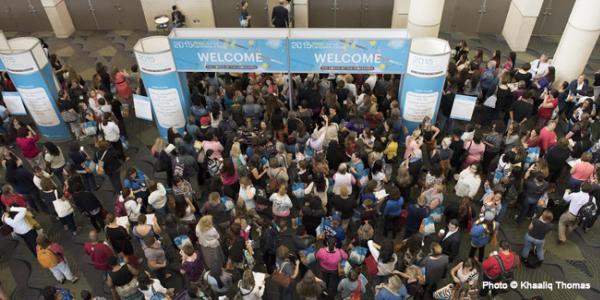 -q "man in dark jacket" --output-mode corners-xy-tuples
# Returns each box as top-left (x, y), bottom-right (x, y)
(440, 219), (461, 262)
(271, 0), (289, 28)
